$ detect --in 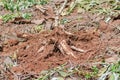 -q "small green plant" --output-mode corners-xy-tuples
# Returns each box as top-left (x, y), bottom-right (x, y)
(85, 73), (92, 79)
(1, 13), (32, 22)
(1, 0), (49, 22)
(98, 61), (120, 80)
(60, 18), (69, 24)
(22, 13), (32, 19)
(39, 0), (48, 5)
(2, 0), (49, 12)
(35, 63), (100, 80)
(2, 13), (18, 22)
(110, 61), (120, 73)
(63, 0), (120, 18)
(34, 25), (44, 33)
(92, 66), (99, 75)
